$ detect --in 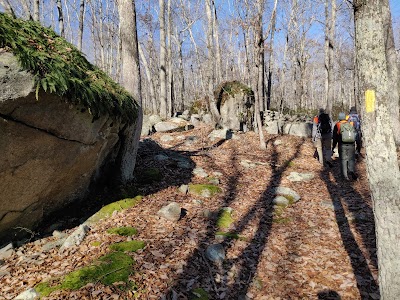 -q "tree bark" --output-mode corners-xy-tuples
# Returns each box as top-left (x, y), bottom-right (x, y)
(33, 0), (40, 21)
(381, 0), (400, 145)
(159, 0), (168, 119)
(56, 0), (64, 37)
(139, 43), (157, 114)
(324, 0), (336, 114)
(206, 0), (220, 123)
(167, 0), (174, 116)
(354, 1), (400, 299)
(77, 0), (85, 51)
